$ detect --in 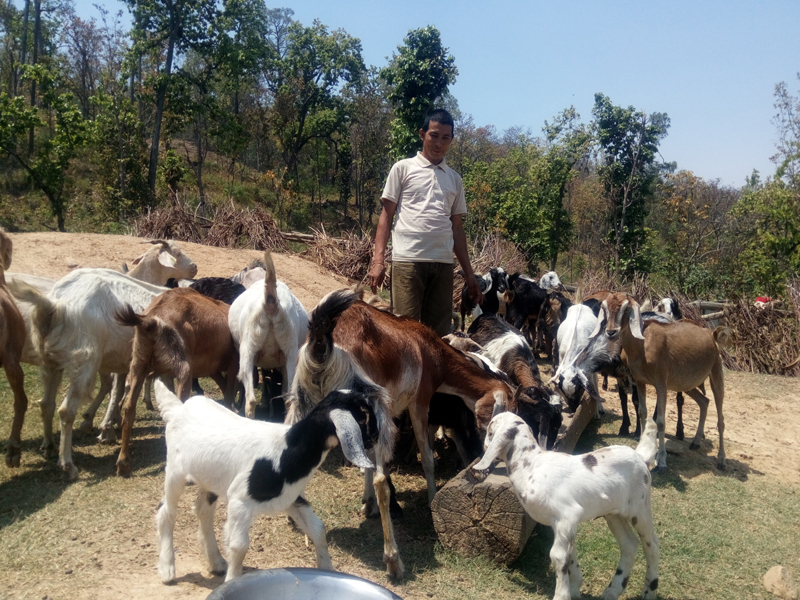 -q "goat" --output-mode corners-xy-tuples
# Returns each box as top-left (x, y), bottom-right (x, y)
(460, 267), (509, 330)
(543, 291), (573, 365)
(114, 287), (240, 476)
(286, 289), (541, 579)
(471, 412), (659, 600)
(153, 380), (378, 583)
(504, 272), (554, 348)
(0, 231), (29, 468)
(591, 292), (730, 470)
(229, 252), (308, 420)
(538, 270), (566, 292)
(122, 239), (198, 286)
(231, 258), (267, 289)
(8, 269), (172, 478)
